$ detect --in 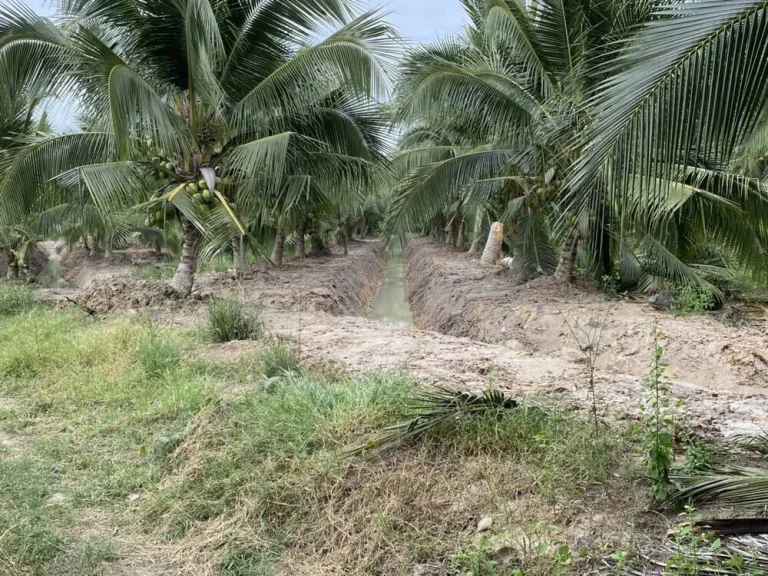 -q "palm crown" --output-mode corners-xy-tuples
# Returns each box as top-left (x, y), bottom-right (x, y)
(0, 0), (398, 292)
